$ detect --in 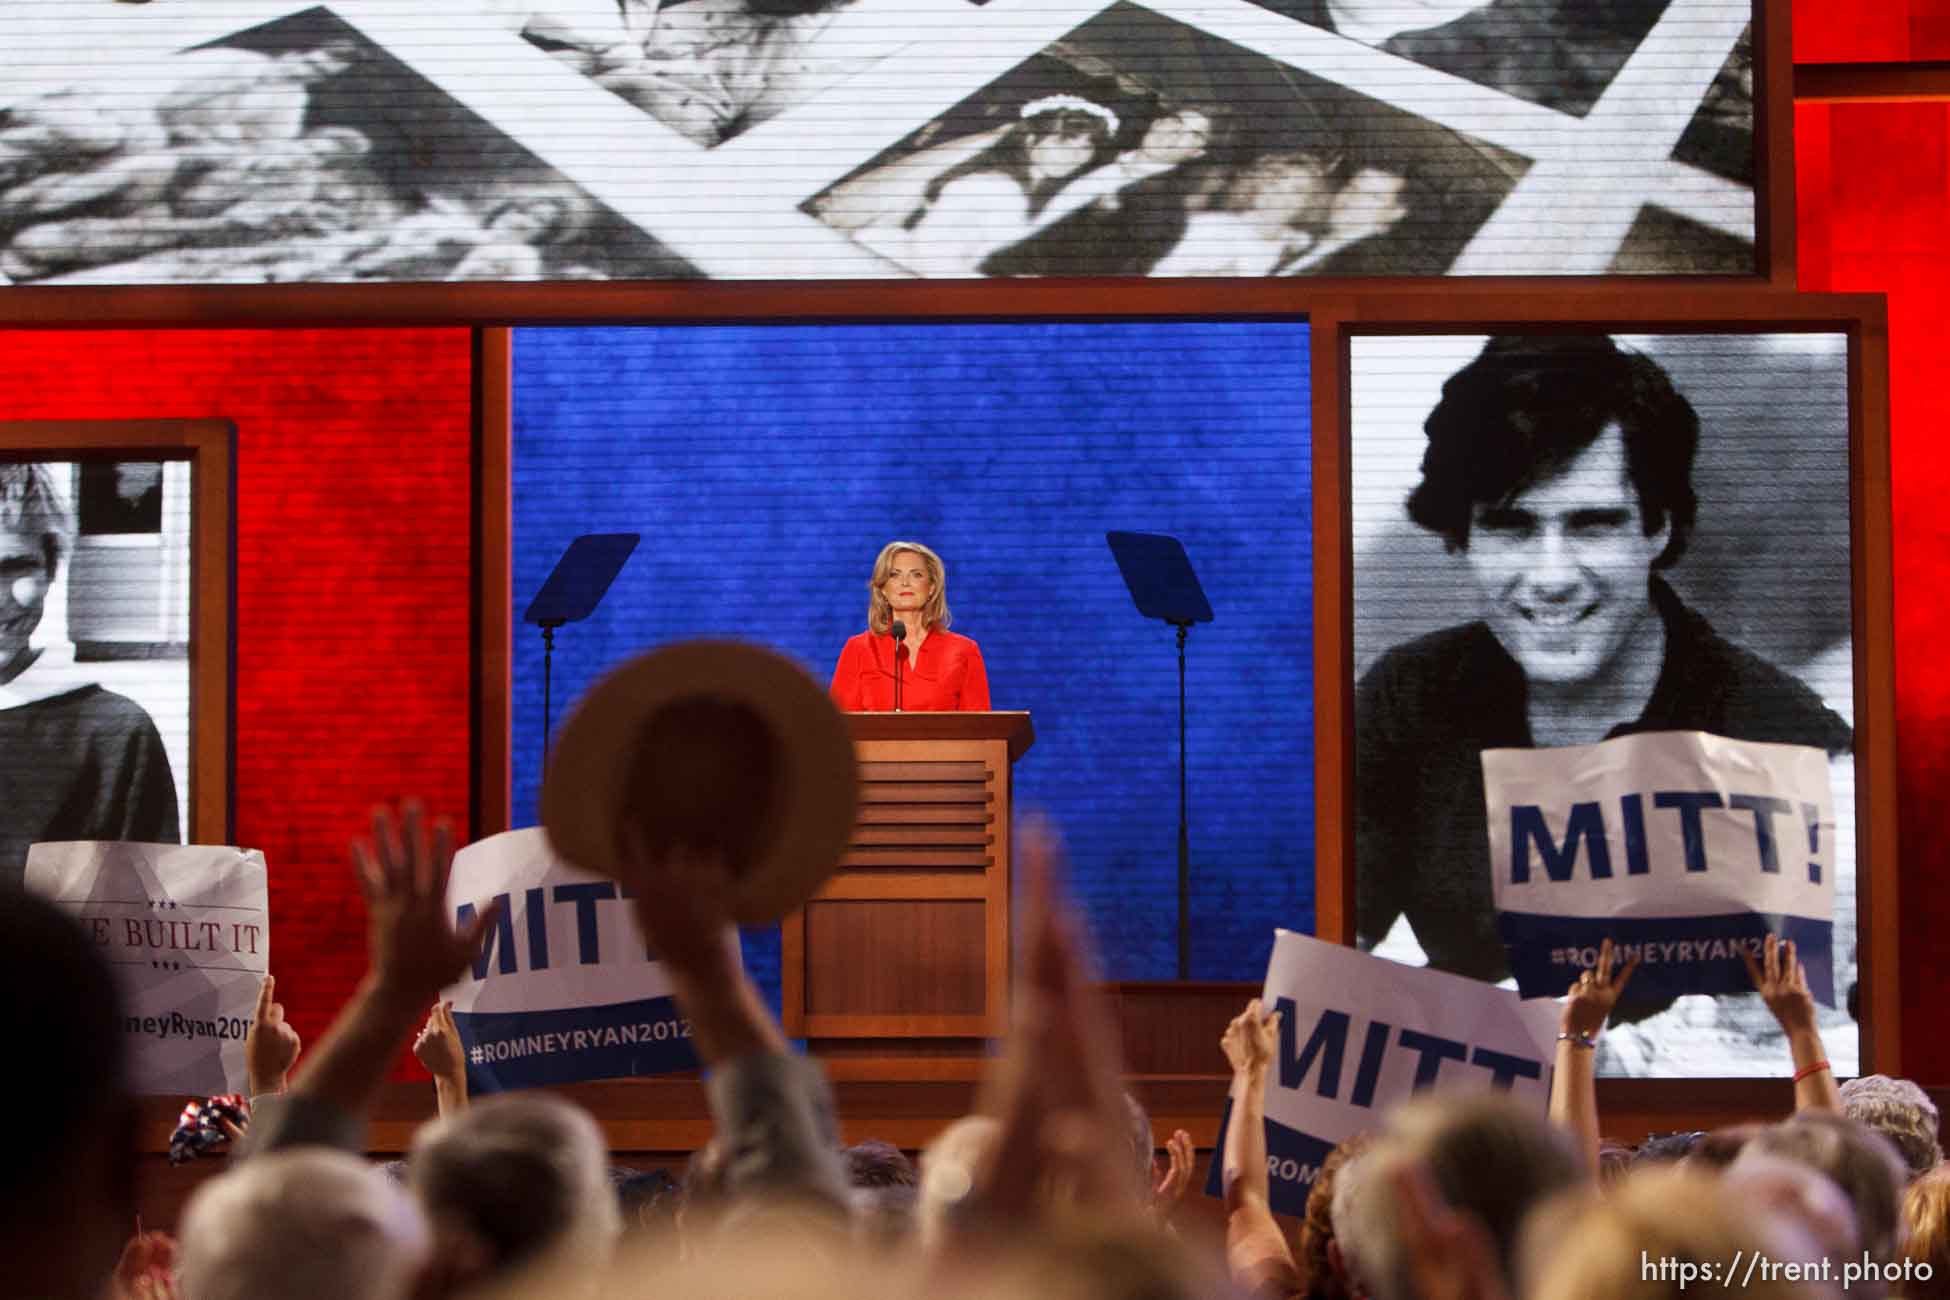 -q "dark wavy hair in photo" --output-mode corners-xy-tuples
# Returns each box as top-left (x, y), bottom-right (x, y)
(1405, 335), (1701, 570)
